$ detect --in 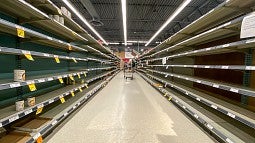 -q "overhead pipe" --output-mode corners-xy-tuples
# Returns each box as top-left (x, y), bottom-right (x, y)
(80, 0), (103, 26)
